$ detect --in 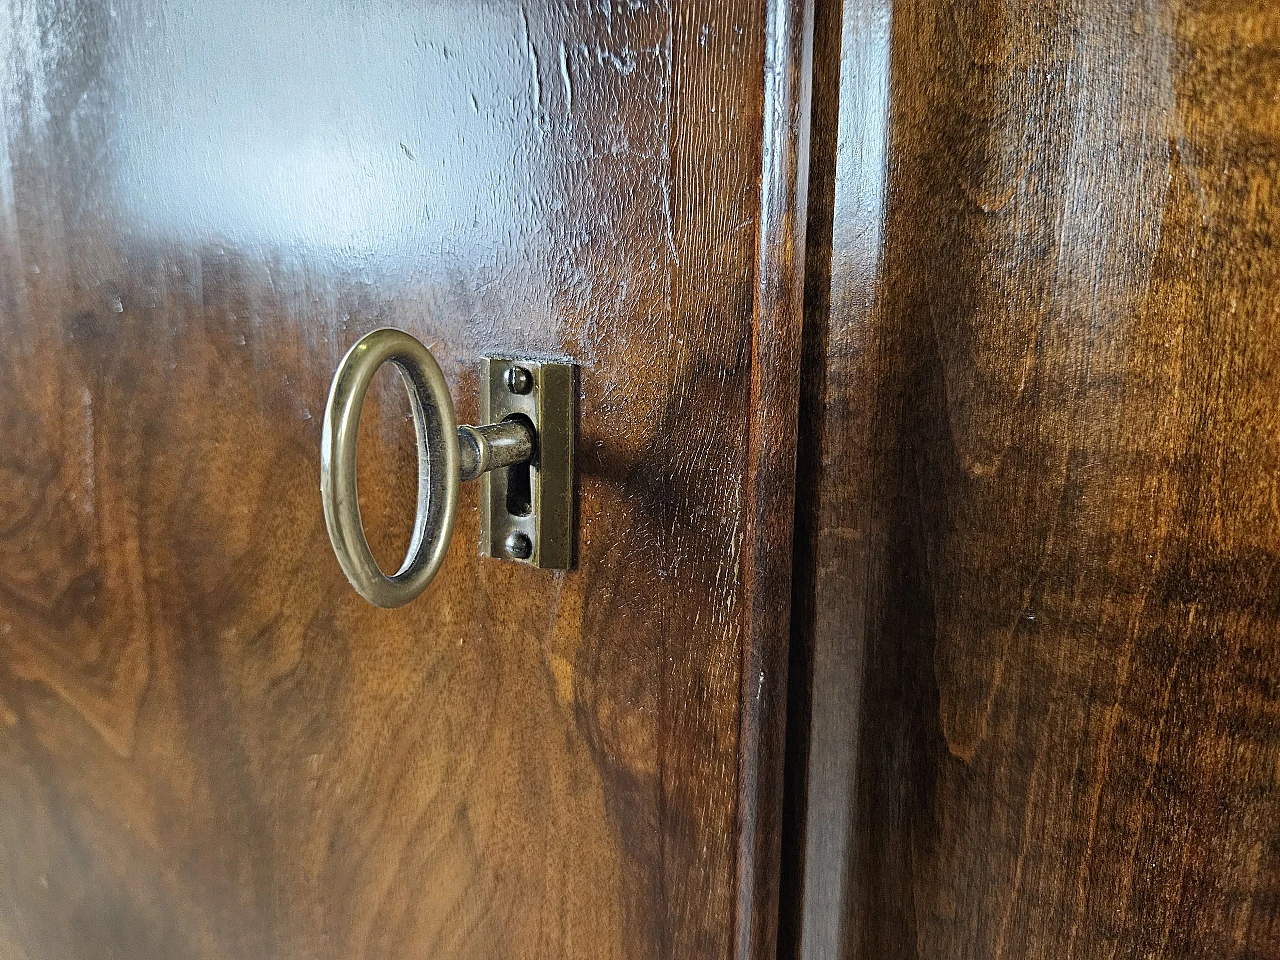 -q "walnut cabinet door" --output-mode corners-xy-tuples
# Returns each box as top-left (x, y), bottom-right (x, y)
(0, 2), (810, 958)
(783, 0), (1280, 958)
